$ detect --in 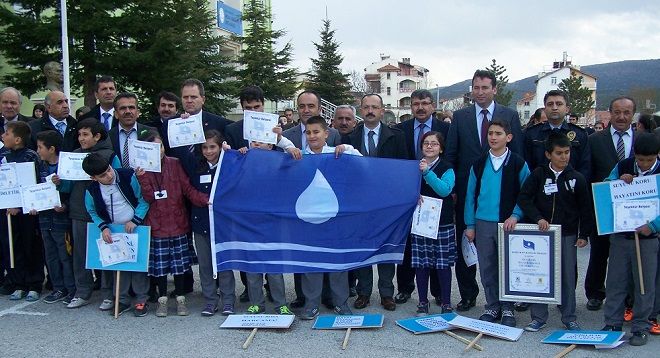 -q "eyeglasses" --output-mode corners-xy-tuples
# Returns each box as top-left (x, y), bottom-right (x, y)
(422, 142), (440, 147)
